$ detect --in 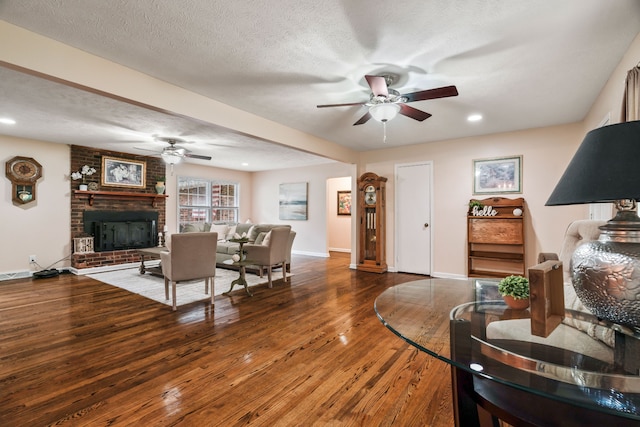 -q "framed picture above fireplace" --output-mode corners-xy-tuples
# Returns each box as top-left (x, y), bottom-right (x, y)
(101, 156), (146, 188)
